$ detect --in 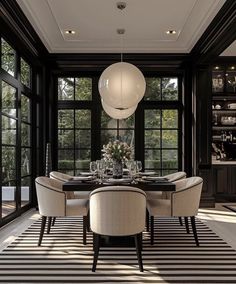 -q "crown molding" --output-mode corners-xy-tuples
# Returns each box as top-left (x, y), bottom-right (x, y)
(190, 0), (236, 64)
(0, 0), (48, 60)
